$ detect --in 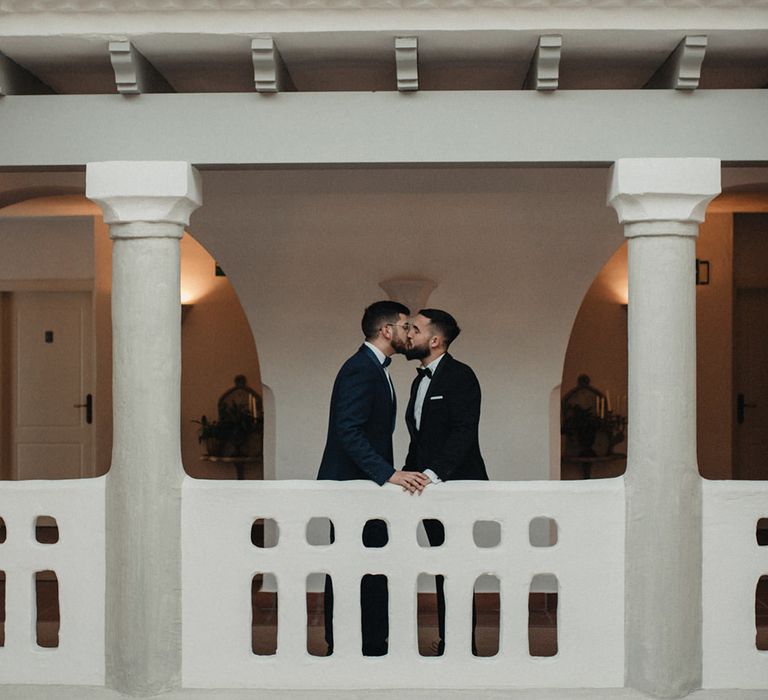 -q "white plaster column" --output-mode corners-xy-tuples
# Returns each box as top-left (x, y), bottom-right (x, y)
(86, 161), (202, 695)
(607, 158), (720, 698)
